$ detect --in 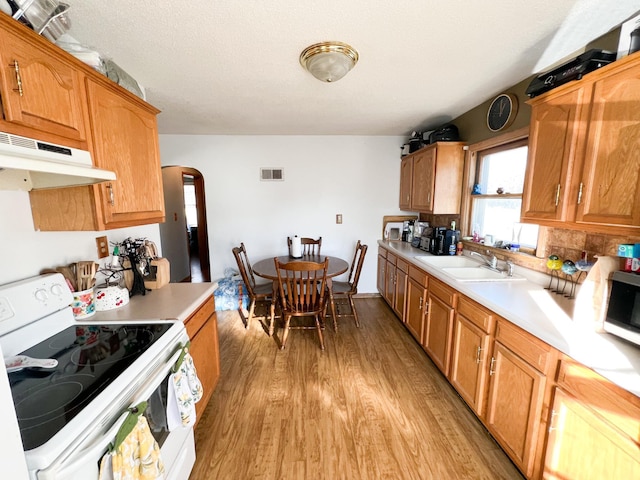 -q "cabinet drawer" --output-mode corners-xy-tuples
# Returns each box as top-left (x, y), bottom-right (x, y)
(185, 295), (215, 339)
(495, 319), (553, 373)
(397, 258), (409, 274)
(457, 296), (494, 333)
(387, 252), (397, 266)
(429, 277), (457, 307)
(409, 265), (428, 287)
(557, 359), (640, 442)
(378, 246), (387, 259)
